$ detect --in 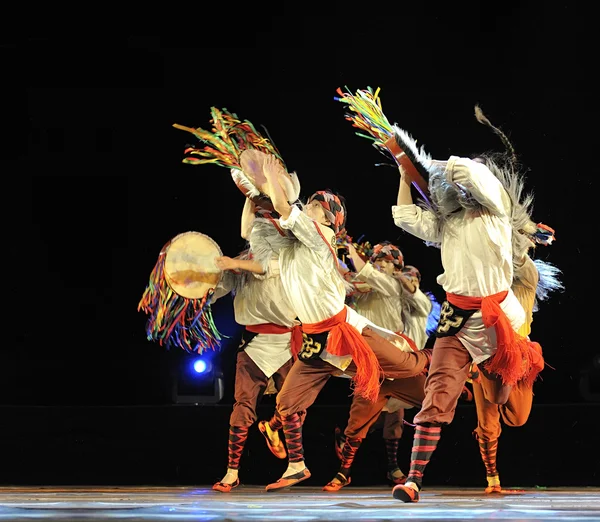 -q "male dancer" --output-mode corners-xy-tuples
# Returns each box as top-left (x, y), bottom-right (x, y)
(256, 154), (431, 491)
(472, 230), (560, 493)
(210, 176), (302, 492)
(465, 114), (561, 495)
(325, 240), (426, 490)
(389, 130), (545, 502)
(400, 265), (435, 353)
